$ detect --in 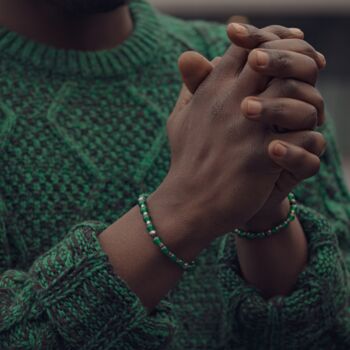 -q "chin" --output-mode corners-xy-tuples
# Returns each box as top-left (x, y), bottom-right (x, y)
(48, 0), (130, 15)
